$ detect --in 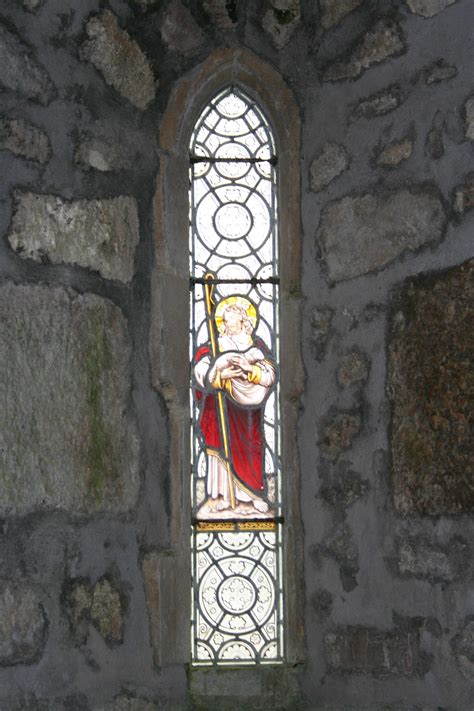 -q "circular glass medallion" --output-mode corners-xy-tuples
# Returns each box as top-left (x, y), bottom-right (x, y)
(217, 575), (256, 614)
(216, 264), (253, 295)
(215, 142), (251, 180)
(214, 203), (252, 240)
(218, 532), (253, 550)
(217, 94), (247, 119)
